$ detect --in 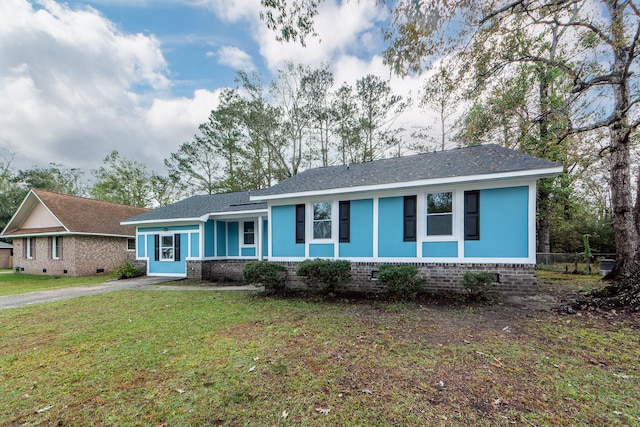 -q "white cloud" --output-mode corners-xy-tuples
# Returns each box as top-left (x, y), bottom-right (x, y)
(0, 0), (218, 172)
(217, 46), (256, 71)
(200, 0), (259, 22)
